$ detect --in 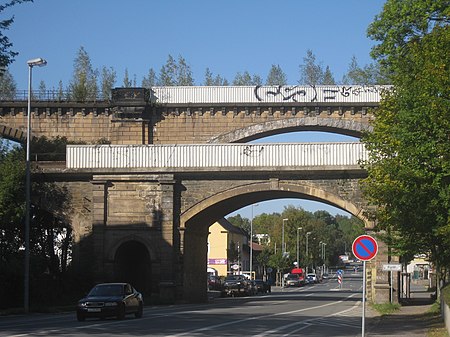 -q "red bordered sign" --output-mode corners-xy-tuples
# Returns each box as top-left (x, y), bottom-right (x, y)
(352, 235), (378, 261)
